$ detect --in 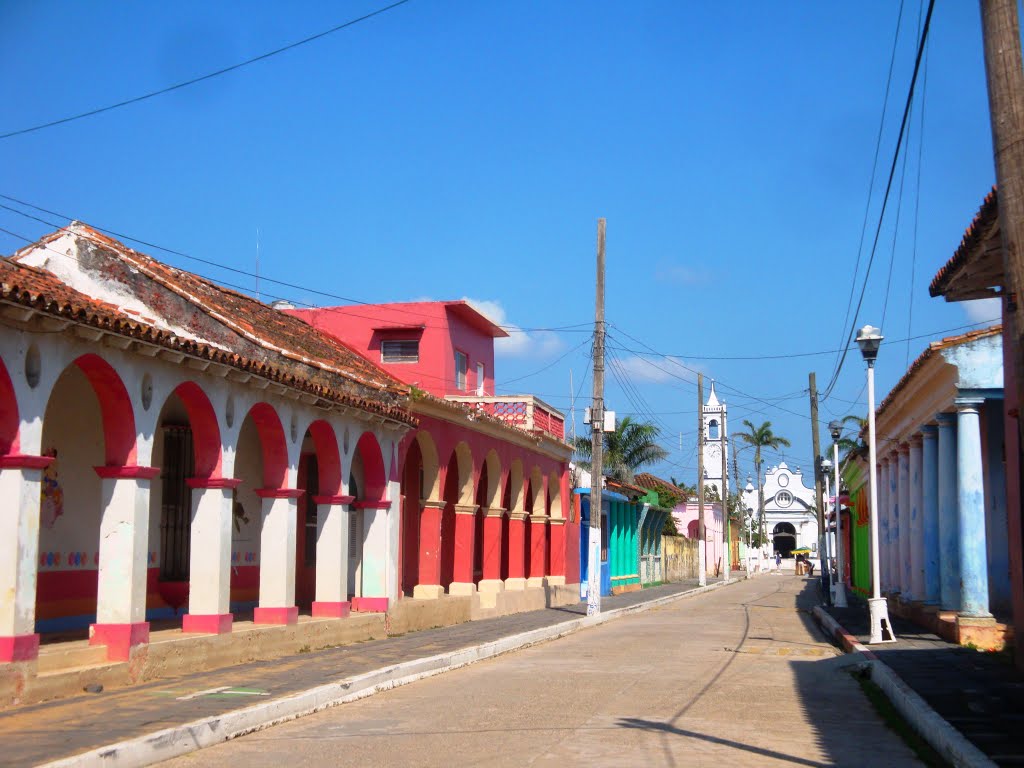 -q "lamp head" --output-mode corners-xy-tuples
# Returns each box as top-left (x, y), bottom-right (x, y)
(828, 420), (842, 441)
(821, 457), (833, 472)
(855, 325), (883, 363)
